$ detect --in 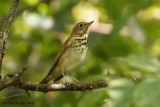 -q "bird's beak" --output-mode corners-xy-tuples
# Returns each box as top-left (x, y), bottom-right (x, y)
(88, 21), (94, 25)
(89, 21), (94, 25)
